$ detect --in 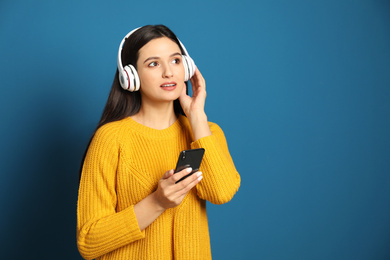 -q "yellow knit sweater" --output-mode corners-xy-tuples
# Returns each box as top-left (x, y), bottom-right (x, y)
(77, 115), (240, 260)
